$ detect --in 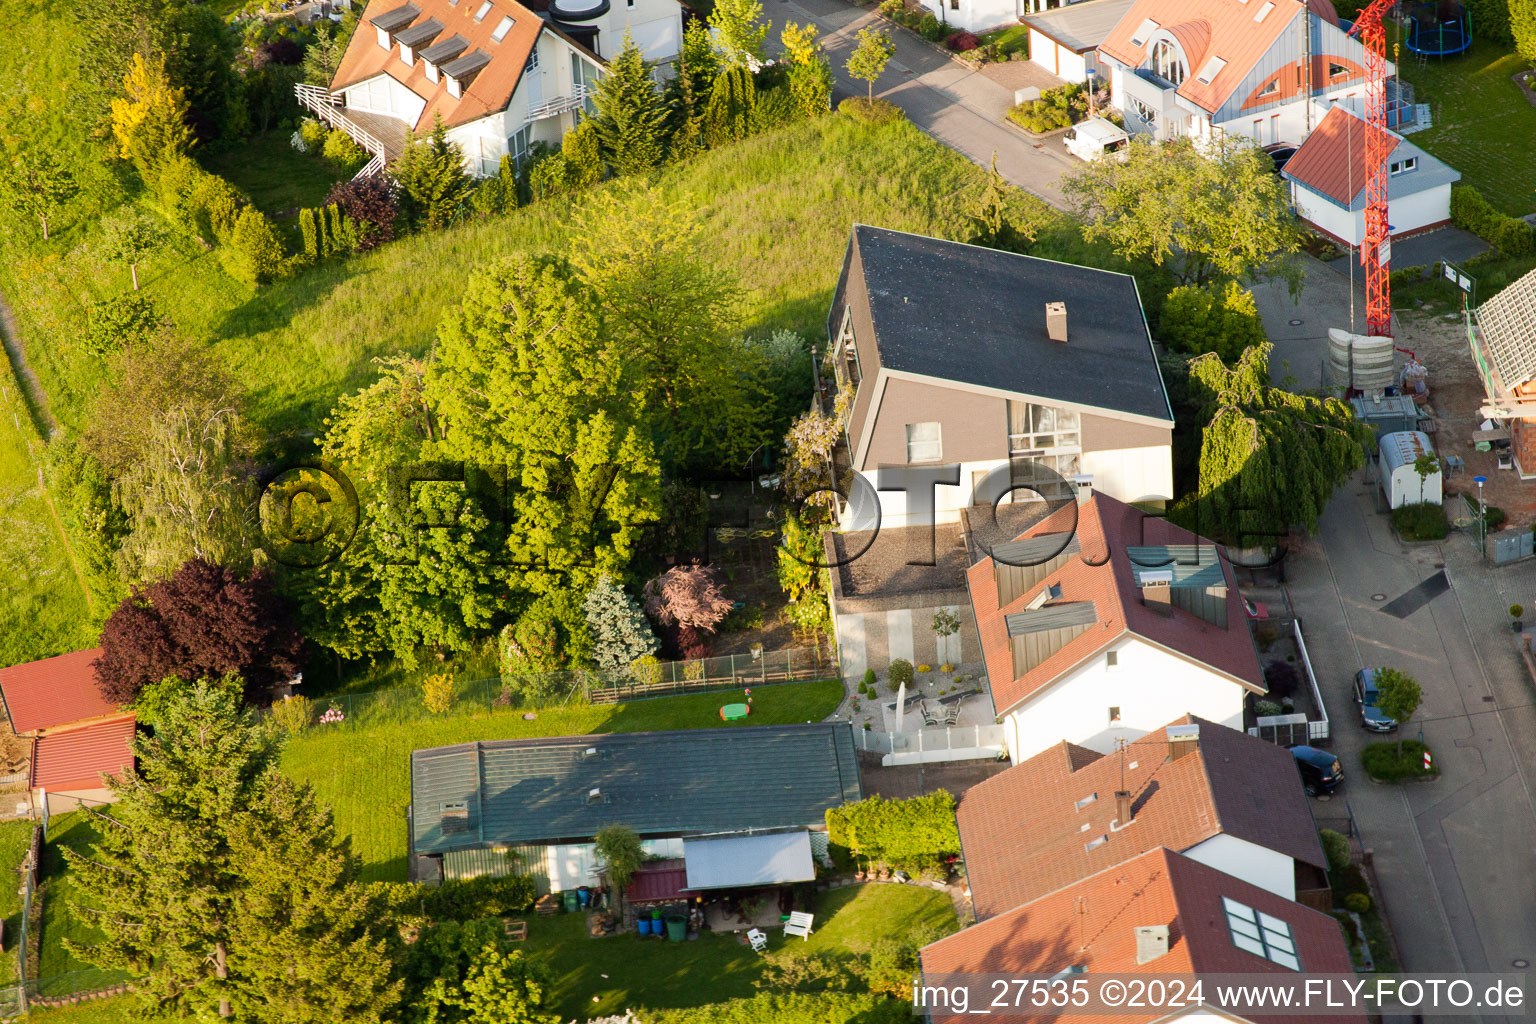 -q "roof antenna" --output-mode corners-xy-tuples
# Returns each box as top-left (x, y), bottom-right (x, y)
(1076, 896), (1089, 951)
